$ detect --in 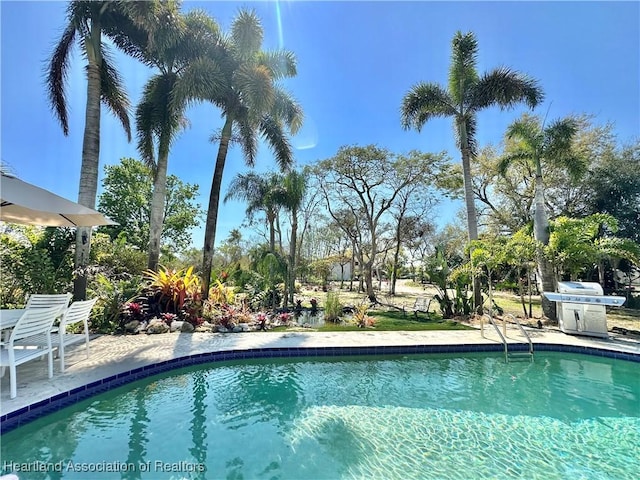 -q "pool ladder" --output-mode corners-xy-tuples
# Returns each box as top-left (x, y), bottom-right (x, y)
(481, 313), (534, 363)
